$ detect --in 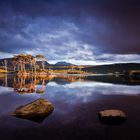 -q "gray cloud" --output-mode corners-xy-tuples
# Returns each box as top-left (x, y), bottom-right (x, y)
(0, 0), (139, 64)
